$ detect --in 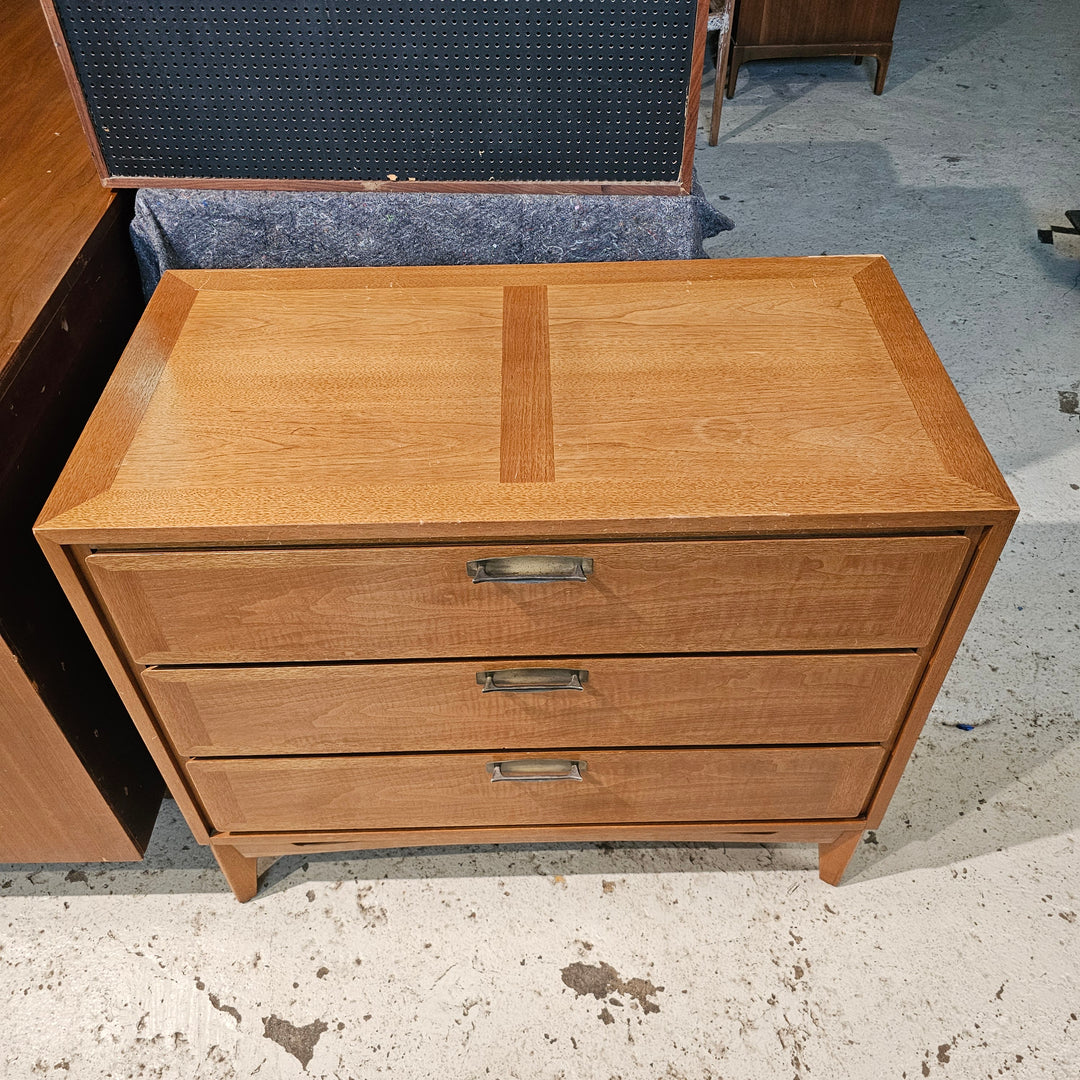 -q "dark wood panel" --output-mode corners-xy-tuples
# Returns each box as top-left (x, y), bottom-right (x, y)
(0, 199), (162, 860)
(734, 0), (901, 46)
